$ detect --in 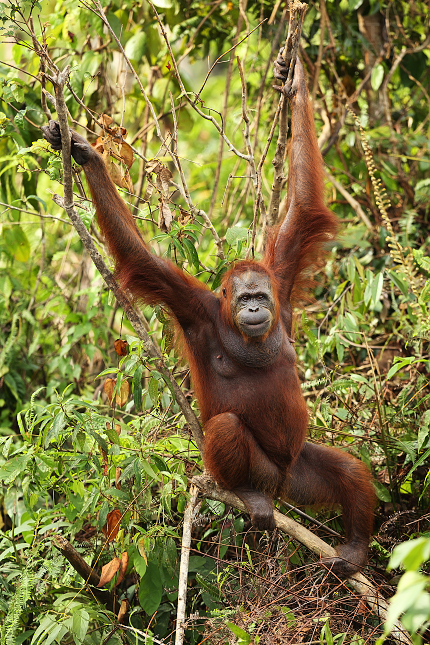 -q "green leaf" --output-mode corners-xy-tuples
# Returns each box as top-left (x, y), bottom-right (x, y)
(374, 481), (391, 502)
(182, 237), (200, 269)
(226, 226), (248, 246)
(389, 537), (430, 571)
(419, 279), (430, 304)
(2, 225), (30, 262)
(0, 453), (31, 483)
(124, 32), (147, 62)
(85, 427), (109, 453)
(45, 411), (66, 447)
(387, 357), (415, 379)
(371, 64), (384, 91)
(134, 551), (147, 577)
(212, 262), (227, 290)
(164, 537), (177, 575)
(370, 272), (383, 308)
(385, 571), (429, 632)
(105, 423), (120, 445)
(226, 623), (251, 644)
(148, 377), (159, 403)
(388, 270), (409, 296)
(141, 459), (158, 481)
(72, 608), (89, 645)
(138, 560), (163, 615)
